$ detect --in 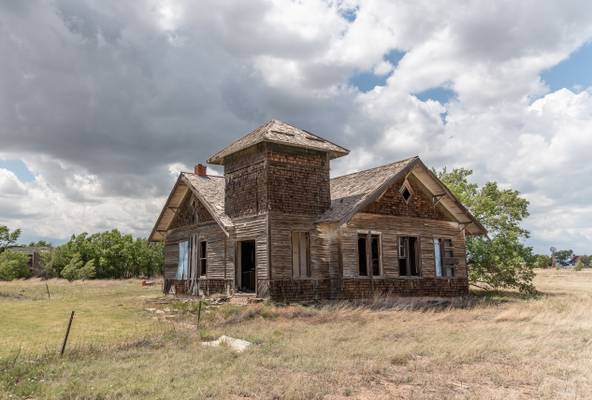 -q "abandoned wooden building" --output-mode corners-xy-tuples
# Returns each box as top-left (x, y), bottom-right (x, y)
(150, 120), (486, 301)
